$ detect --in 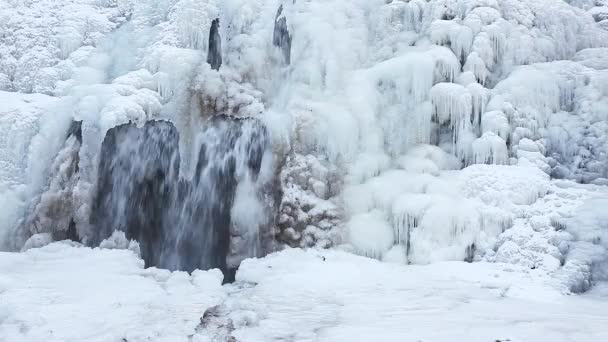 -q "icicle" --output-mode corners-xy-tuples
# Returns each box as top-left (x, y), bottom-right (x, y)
(469, 132), (508, 165)
(273, 5), (291, 65)
(391, 194), (433, 260)
(472, 34), (491, 70)
(467, 83), (489, 133)
(430, 83), (473, 128)
(370, 51), (436, 104)
(431, 46), (461, 83)
(409, 196), (482, 264)
(430, 20), (453, 47)
(481, 110), (510, 141)
(430, 21), (473, 65)
(207, 18), (222, 71)
(464, 52), (489, 85)
(485, 23), (506, 65)
(404, 0), (425, 32)
(411, 101), (433, 145)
